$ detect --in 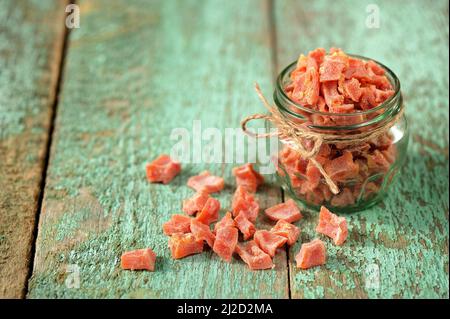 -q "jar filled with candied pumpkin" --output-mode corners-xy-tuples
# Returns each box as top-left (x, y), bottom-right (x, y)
(243, 48), (409, 213)
(272, 48), (409, 212)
